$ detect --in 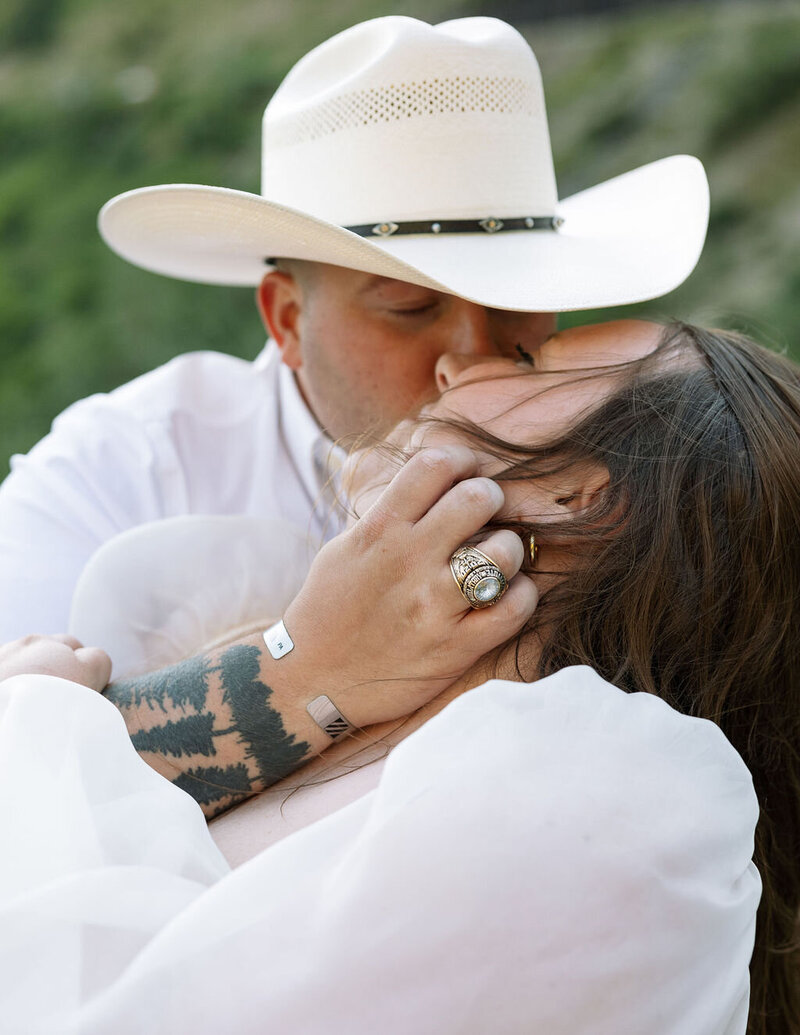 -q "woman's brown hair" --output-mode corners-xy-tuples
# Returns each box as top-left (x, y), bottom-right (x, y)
(430, 323), (800, 1034)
